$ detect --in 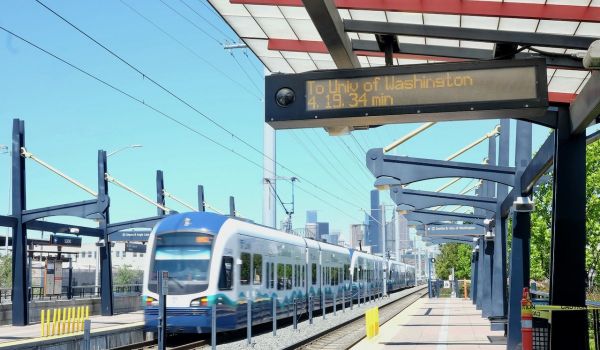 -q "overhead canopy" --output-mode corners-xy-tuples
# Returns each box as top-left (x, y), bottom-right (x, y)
(209, 0), (599, 104)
